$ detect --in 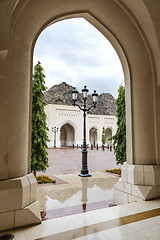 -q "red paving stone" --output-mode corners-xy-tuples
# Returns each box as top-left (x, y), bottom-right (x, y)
(38, 147), (121, 176)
